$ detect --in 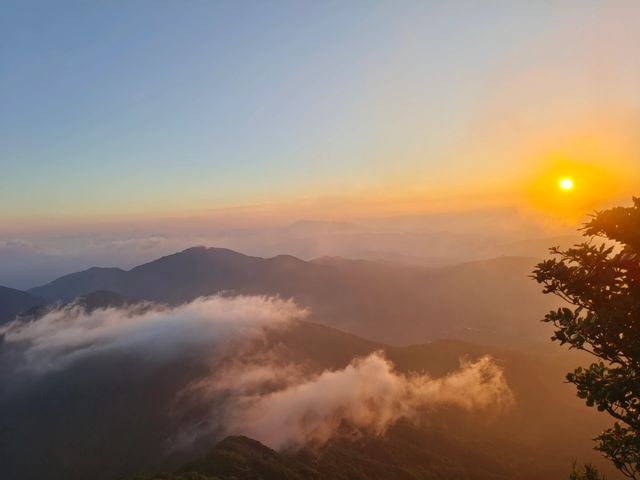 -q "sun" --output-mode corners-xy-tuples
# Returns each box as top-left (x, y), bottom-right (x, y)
(559, 177), (574, 191)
